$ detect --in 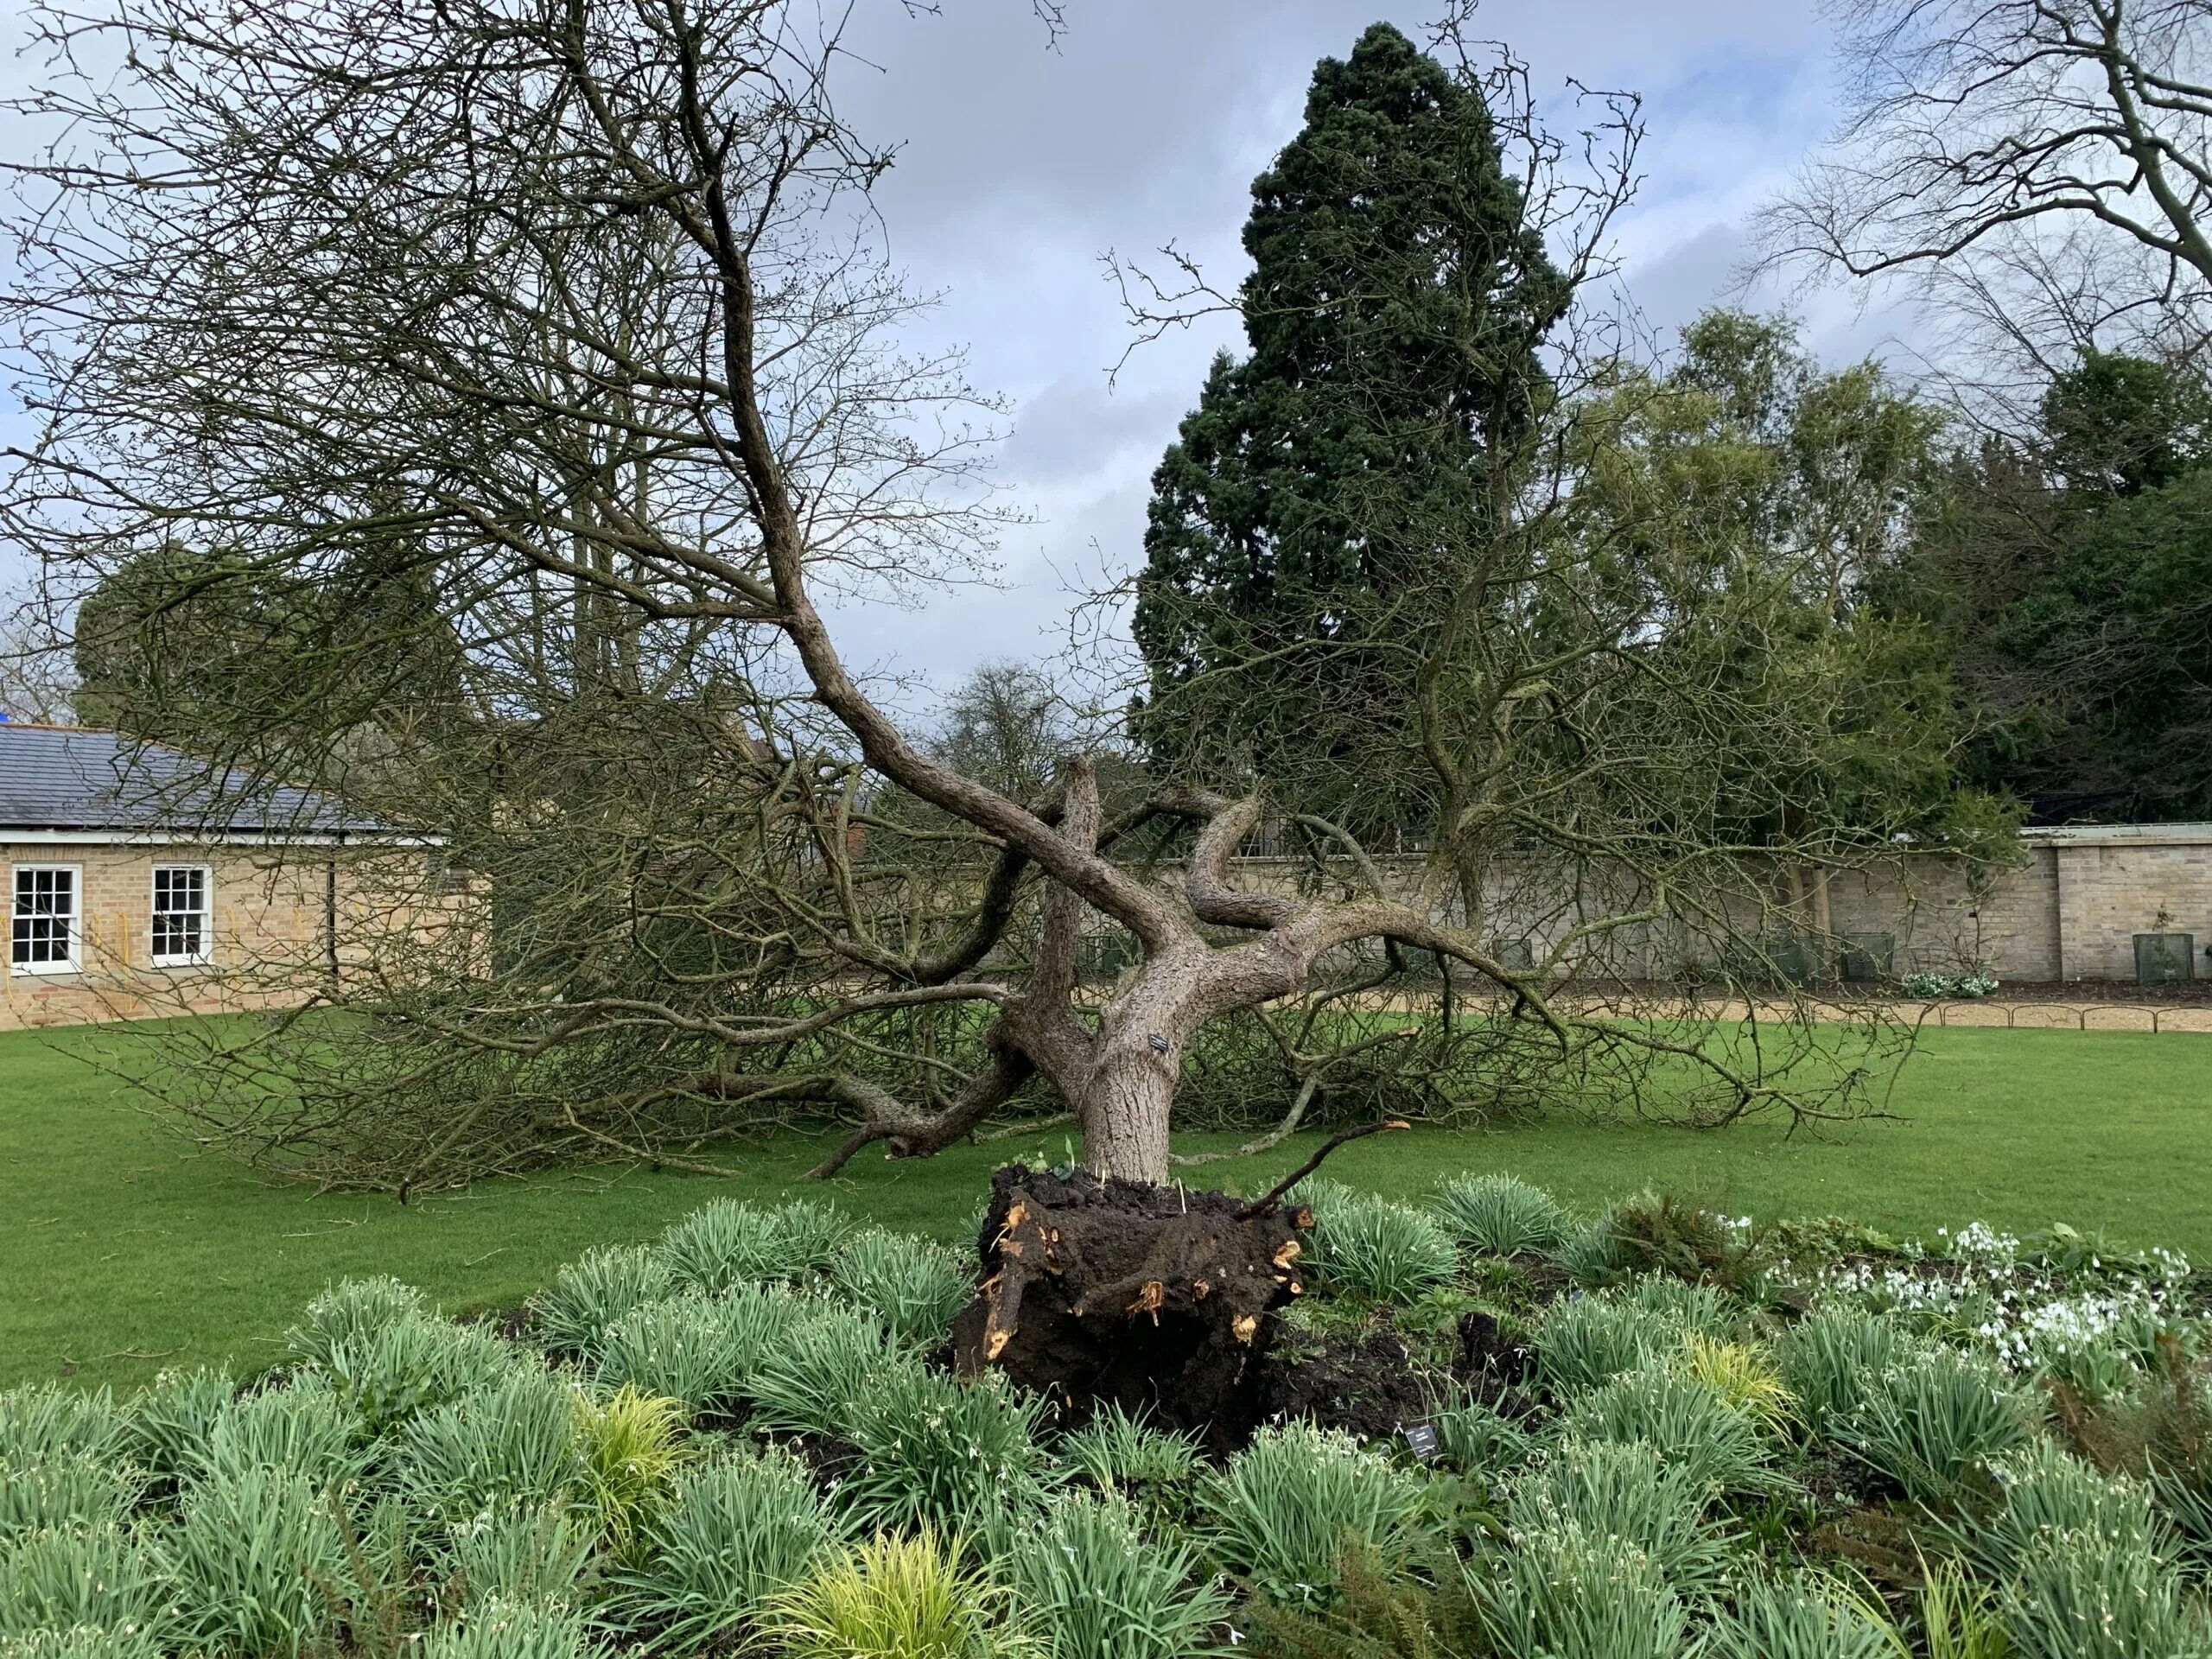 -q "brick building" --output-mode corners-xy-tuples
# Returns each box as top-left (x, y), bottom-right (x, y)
(1, 722), (427, 1031)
